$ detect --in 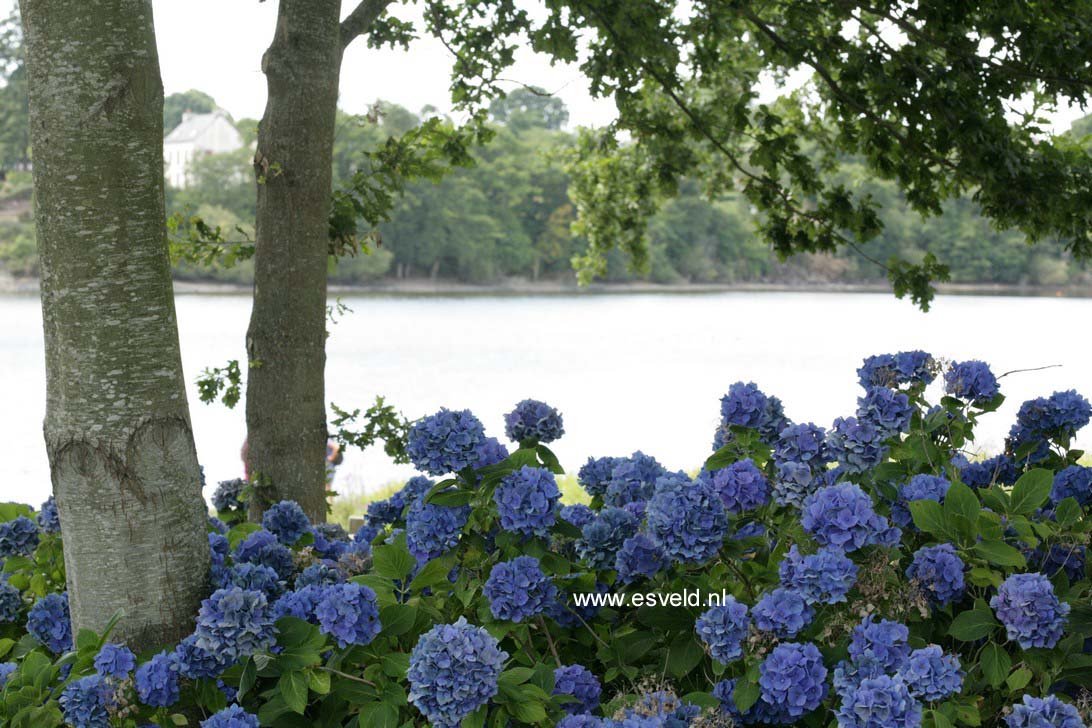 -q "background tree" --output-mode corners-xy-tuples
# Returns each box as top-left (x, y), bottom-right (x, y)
(163, 88), (217, 132)
(0, 10), (28, 173)
(19, 0), (209, 648)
